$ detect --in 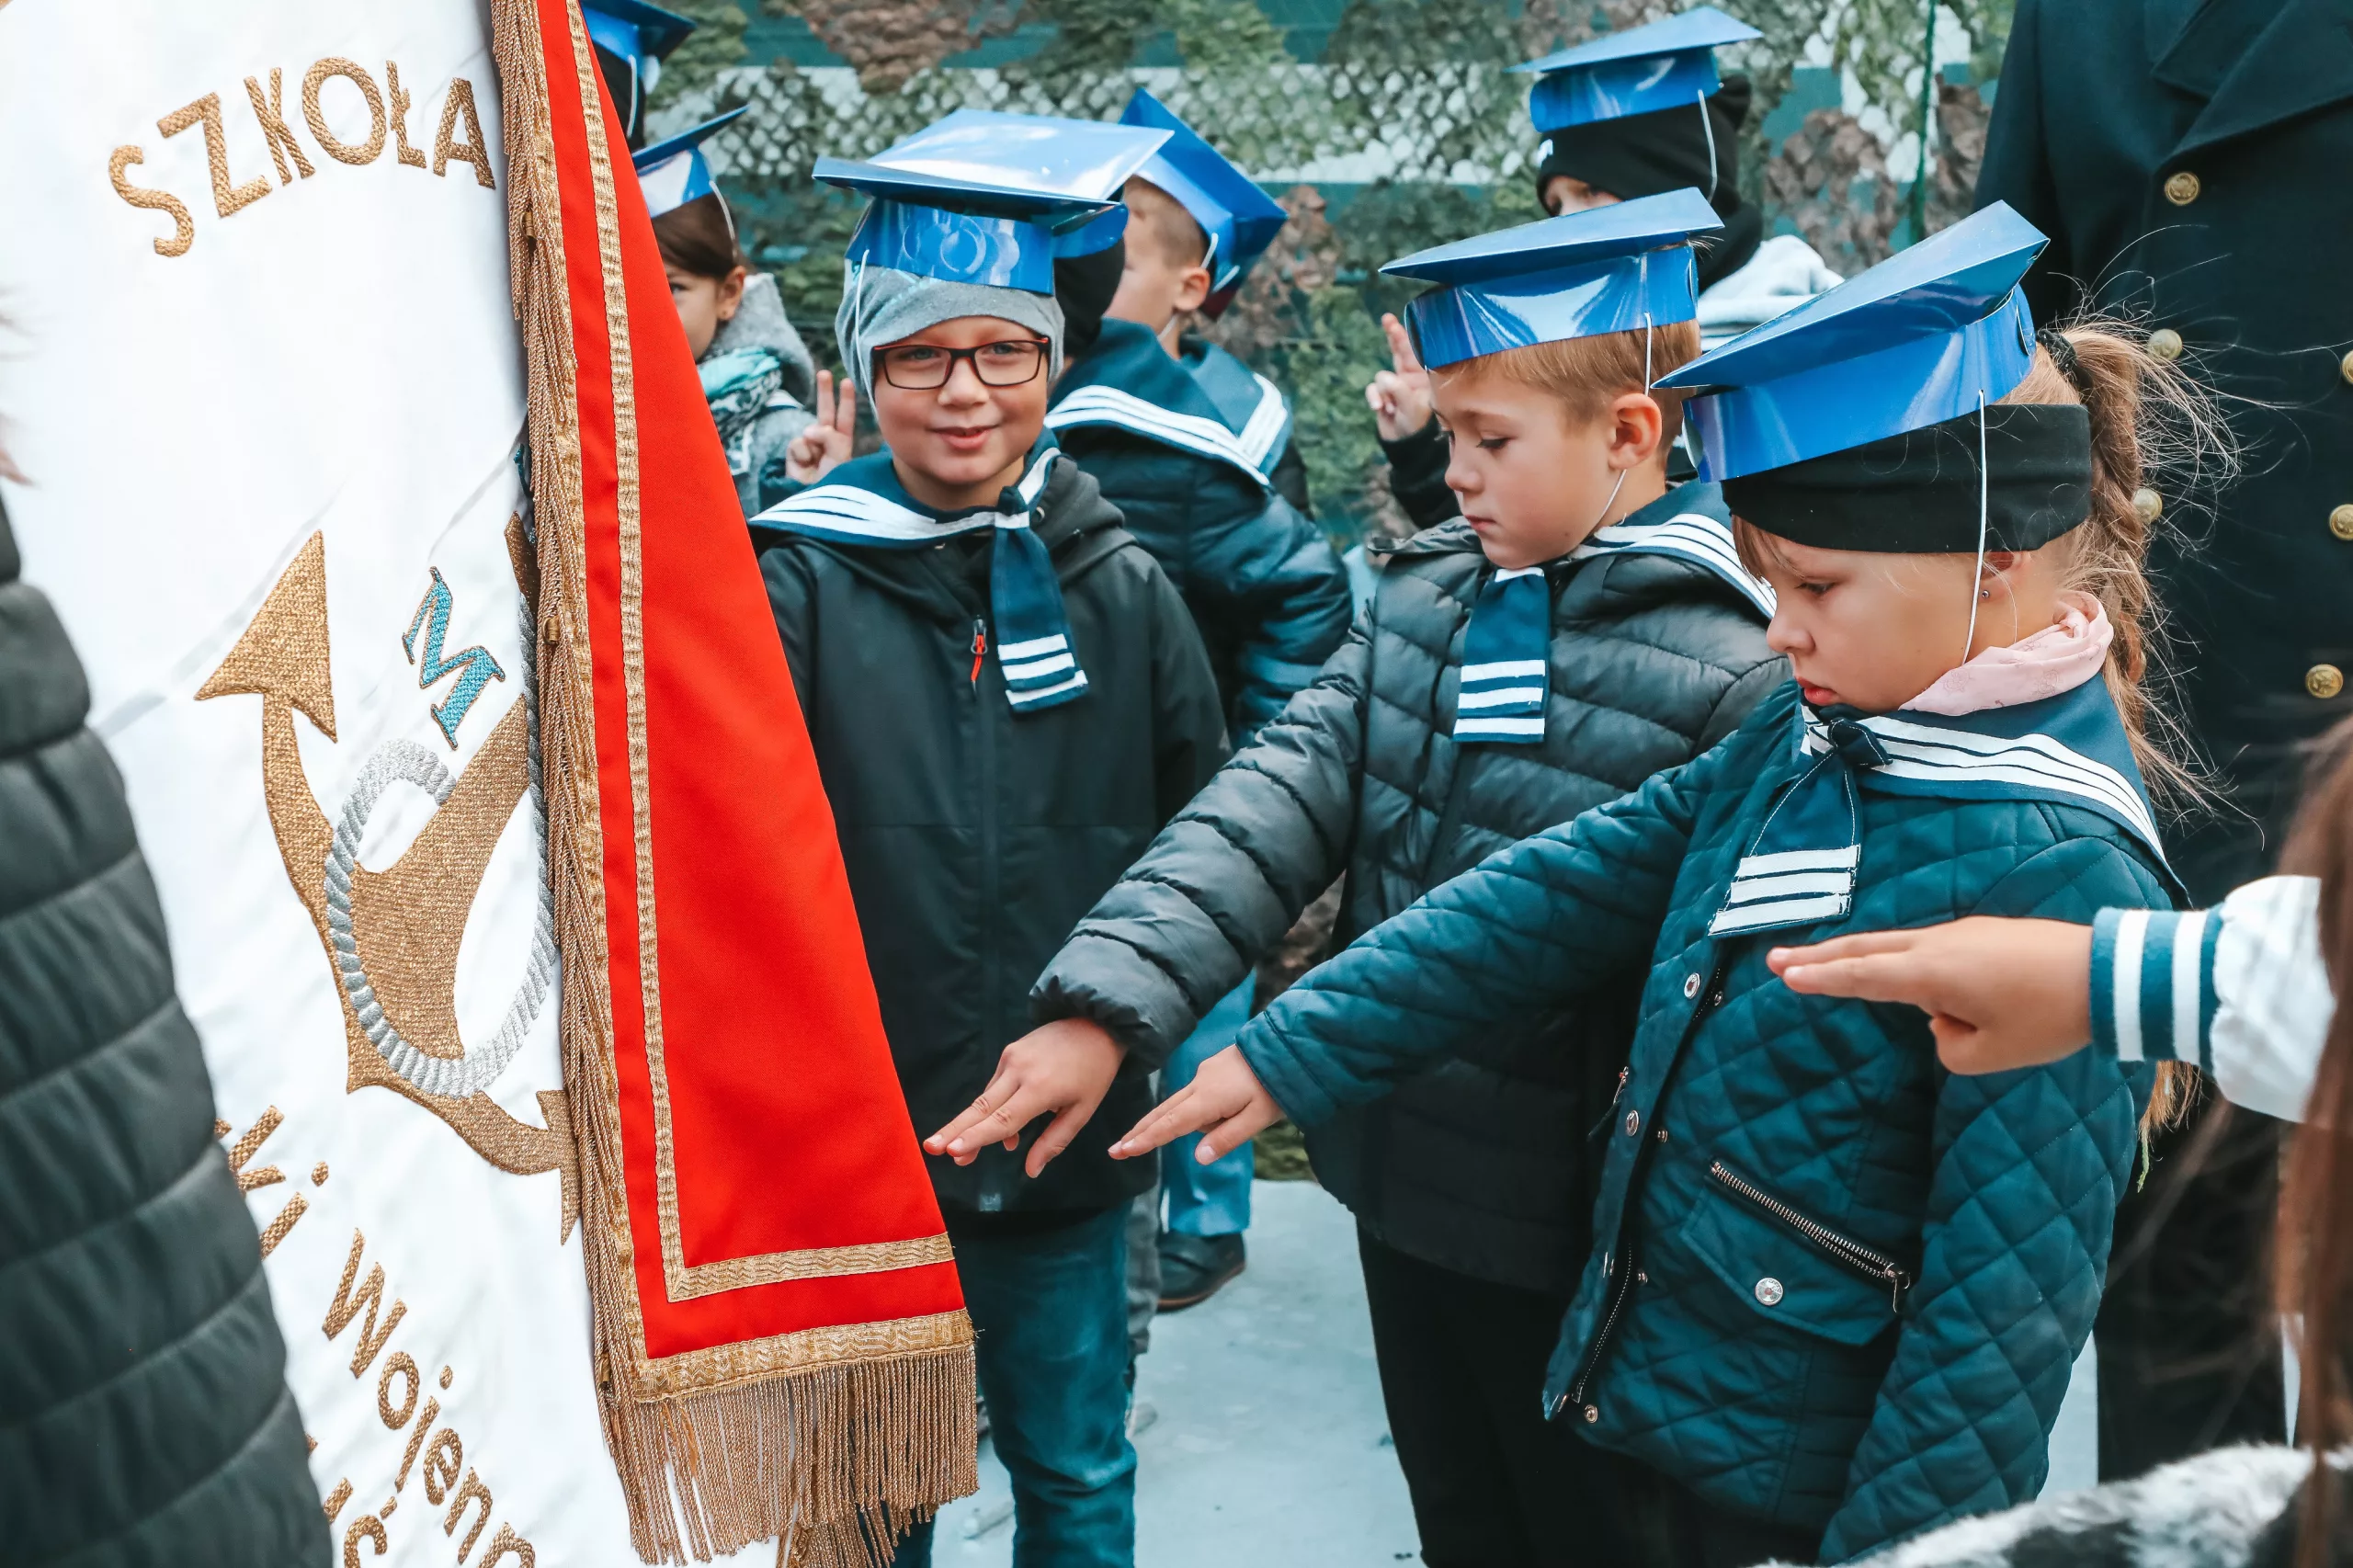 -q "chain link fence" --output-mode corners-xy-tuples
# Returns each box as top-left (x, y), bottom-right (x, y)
(653, 0), (2008, 541)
